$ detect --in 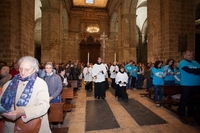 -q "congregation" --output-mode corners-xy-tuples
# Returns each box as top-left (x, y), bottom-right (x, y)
(0, 50), (200, 132)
